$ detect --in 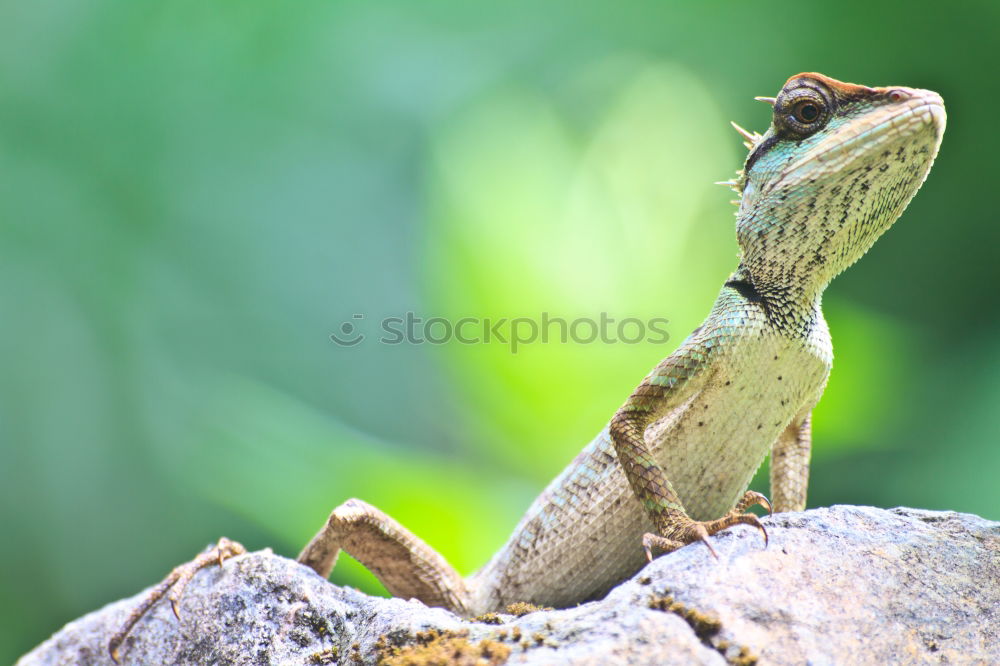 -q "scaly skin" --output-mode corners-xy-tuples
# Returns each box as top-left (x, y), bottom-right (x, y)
(110, 73), (945, 658)
(608, 73), (946, 560)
